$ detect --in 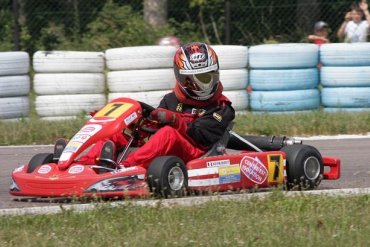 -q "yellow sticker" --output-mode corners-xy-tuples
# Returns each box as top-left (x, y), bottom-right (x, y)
(219, 165), (240, 176)
(267, 154), (284, 183)
(94, 102), (133, 119)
